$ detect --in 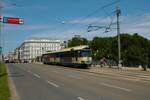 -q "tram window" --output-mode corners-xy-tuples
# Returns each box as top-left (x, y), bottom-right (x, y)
(74, 51), (78, 57)
(56, 53), (59, 57)
(70, 52), (73, 57)
(59, 53), (61, 57)
(53, 53), (56, 57)
(59, 53), (63, 57)
(81, 50), (91, 57)
(64, 52), (67, 57)
(62, 52), (67, 57)
(57, 53), (60, 57)
(66, 52), (68, 57)
(78, 51), (81, 57)
(62, 52), (64, 57)
(67, 51), (71, 57)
